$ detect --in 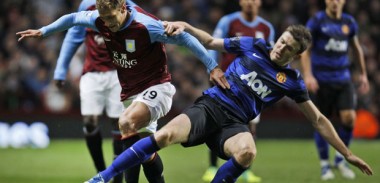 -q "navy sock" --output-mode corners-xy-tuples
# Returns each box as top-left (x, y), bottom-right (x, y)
(211, 158), (247, 183)
(335, 126), (353, 164)
(314, 131), (329, 160)
(100, 136), (160, 182)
